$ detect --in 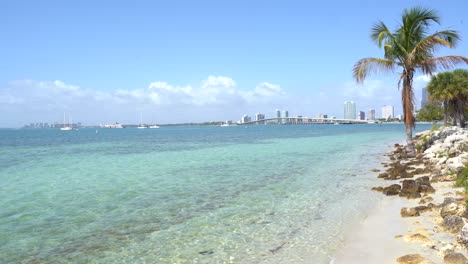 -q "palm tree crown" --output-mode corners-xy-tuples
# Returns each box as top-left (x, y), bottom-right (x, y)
(426, 69), (468, 127)
(353, 7), (468, 156)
